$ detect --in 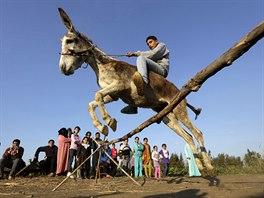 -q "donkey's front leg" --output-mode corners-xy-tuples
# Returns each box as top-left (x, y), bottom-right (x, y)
(95, 93), (117, 132)
(95, 83), (125, 132)
(88, 100), (109, 136)
(88, 93), (117, 136)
